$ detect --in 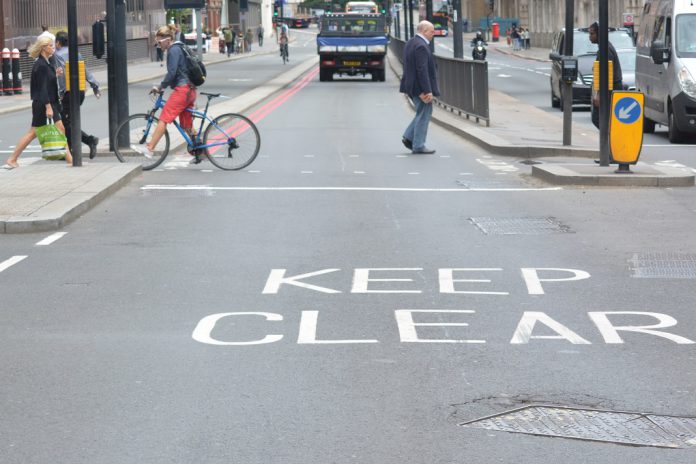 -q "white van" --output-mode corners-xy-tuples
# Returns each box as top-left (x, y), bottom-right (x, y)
(636, 0), (696, 142)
